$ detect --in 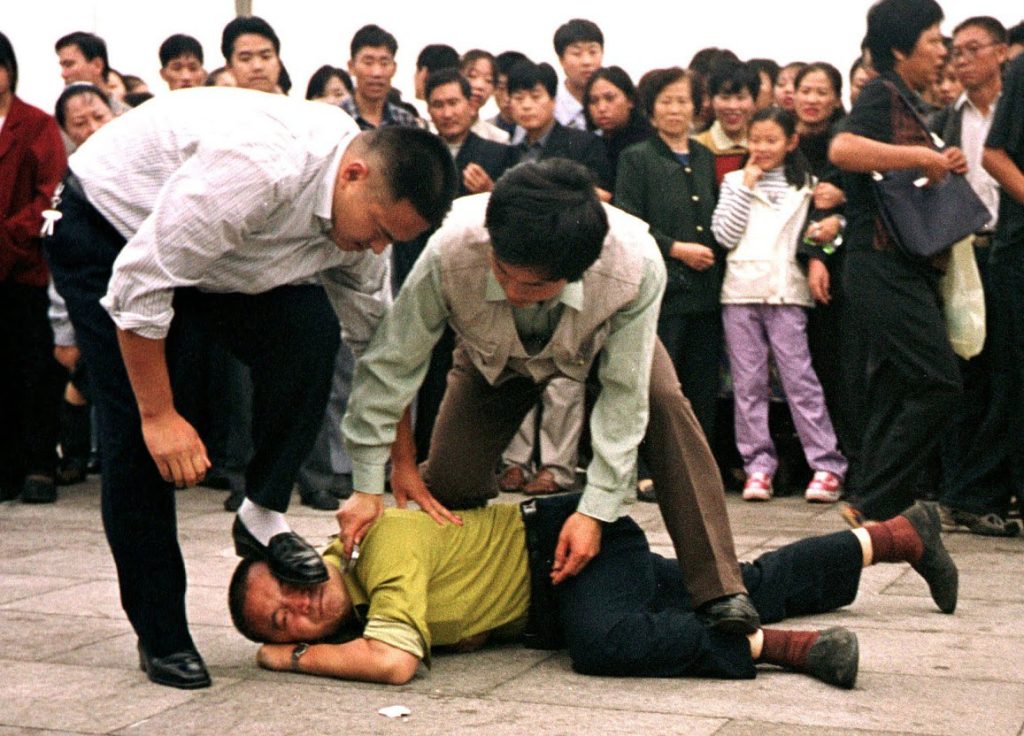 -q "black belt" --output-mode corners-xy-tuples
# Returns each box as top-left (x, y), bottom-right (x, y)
(519, 493), (581, 650)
